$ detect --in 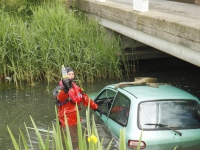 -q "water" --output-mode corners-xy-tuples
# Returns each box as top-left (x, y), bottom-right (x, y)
(133, 57), (200, 98)
(0, 57), (200, 150)
(0, 81), (119, 150)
